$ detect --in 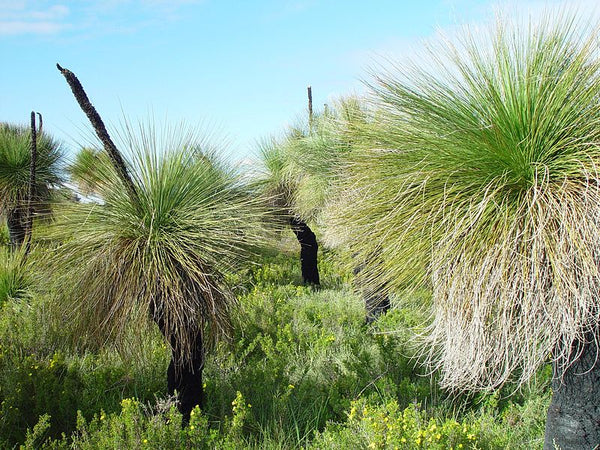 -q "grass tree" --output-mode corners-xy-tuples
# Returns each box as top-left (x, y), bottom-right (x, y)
(256, 97), (373, 291)
(325, 15), (600, 448)
(0, 122), (62, 248)
(256, 119), (324, 286)
(67, 146), (110, 196)
(55, 66), (273, 423)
